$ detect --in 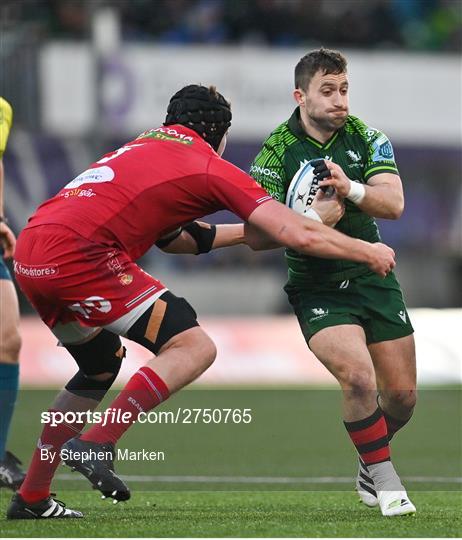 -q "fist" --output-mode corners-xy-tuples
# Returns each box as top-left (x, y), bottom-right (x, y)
(311, 189), (345, 227)
(367, 242), (395, 277)
(318, 160), (351, 198)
